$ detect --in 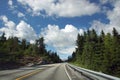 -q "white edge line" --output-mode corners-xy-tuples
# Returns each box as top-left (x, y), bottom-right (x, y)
(64, 64), (72, 80)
